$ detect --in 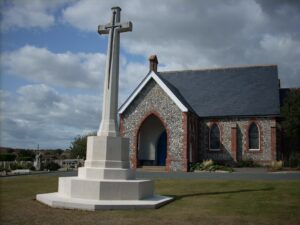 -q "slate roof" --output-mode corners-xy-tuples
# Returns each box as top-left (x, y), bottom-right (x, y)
(157, 65), (280, 117)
